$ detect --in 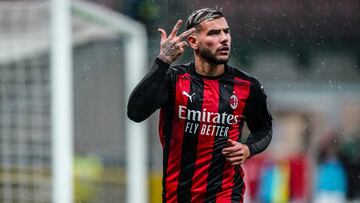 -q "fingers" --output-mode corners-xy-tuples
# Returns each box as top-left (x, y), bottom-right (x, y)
(159, 20), (194, 42)
(222, 146), (239, 154)
(158, 28), (167, 41)
(227, 139), (237, 146)
(177, 27), (196, 41)
(223, 149), (244, 157)
(222, 139), (248, 166)
(224, 150), (246, 166)
(225, 157), (244, 166)
(157, 20), (190, 64)
(222, 141), (241, 154)
(177, 41), (189, 48)
(224, 153), (246, 166)
(169, 20), (183, 38)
